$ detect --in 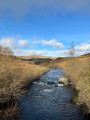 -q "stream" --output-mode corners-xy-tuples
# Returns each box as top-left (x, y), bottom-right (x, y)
(17, 69), (84, 120)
